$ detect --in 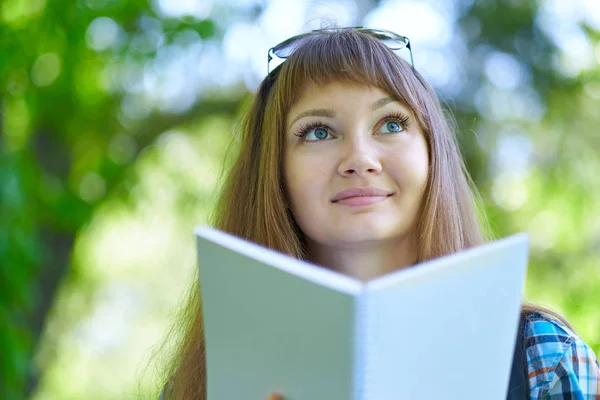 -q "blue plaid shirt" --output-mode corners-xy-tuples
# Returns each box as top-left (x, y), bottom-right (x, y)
(525, 312), (600, 399)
